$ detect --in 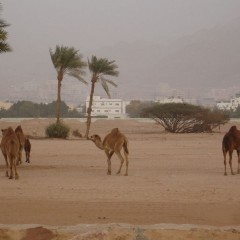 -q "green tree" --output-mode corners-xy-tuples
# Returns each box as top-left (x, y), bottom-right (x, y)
(85, 56), (119, 138)
(49, 45), (87, 123)
(143, 103), (229, 133)
(0, 3), (11, 53)
(0, 100), (84, 118)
